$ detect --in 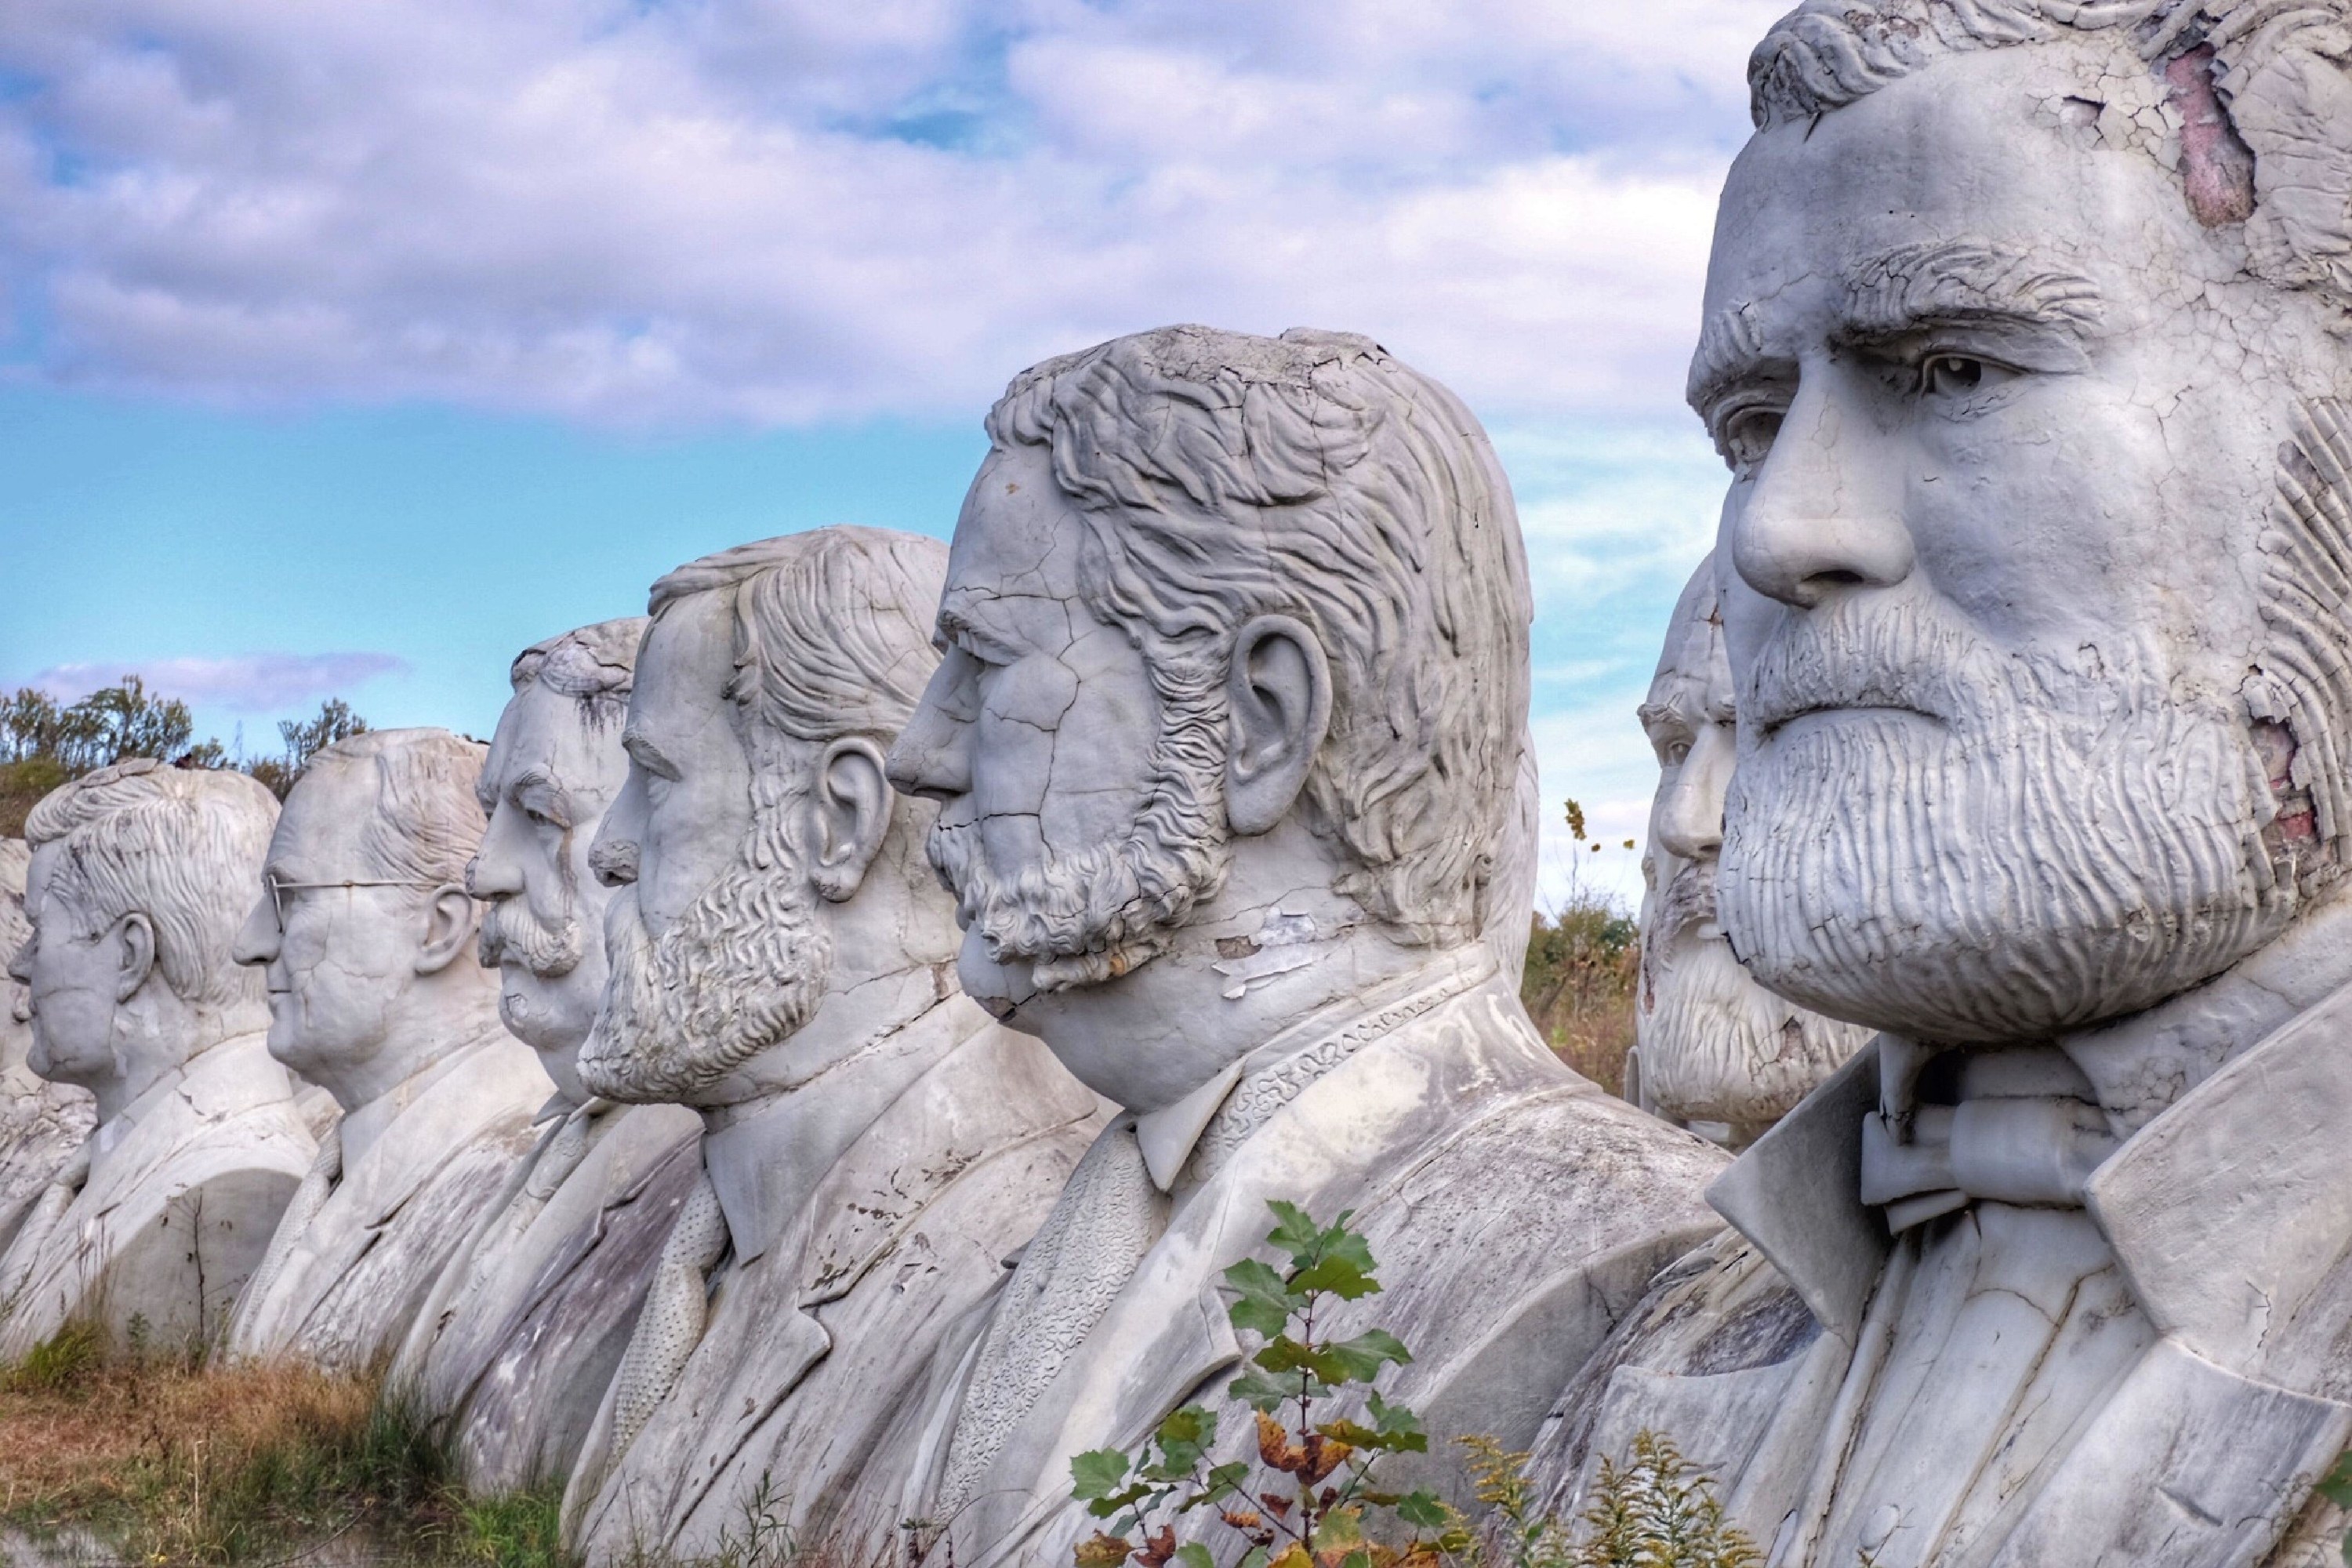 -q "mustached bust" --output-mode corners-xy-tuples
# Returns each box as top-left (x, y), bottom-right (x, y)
(560, 528), (1098, 1566)
(884, 325), (1726, 1566)
(0, 839), (95, 1259)
(1527, 7), (2352, 1566)
(0, 763), (311, 1358)
(392, 620), (704, 1497)
(225, 729), (552, 1372)
(1629, 561), (1867, 1146)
